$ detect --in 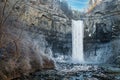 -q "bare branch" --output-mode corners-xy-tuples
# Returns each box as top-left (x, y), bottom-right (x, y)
(1, 0), (20, 26)
(2, 0), (7, 16)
